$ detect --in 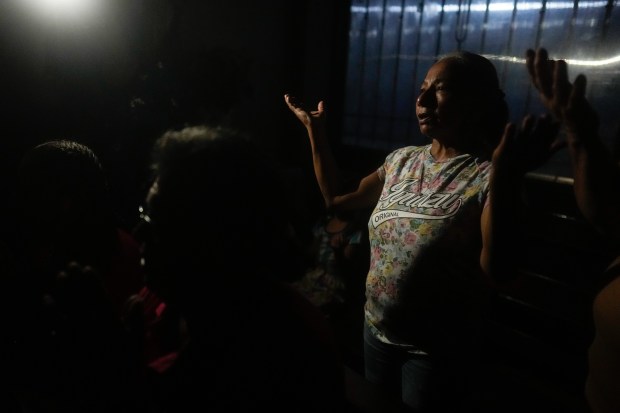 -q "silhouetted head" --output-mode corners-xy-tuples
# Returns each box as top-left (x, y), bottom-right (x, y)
(143, 125), (302, 307)
(15, 139), (115, 273)
(18, 140), (109, 204)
